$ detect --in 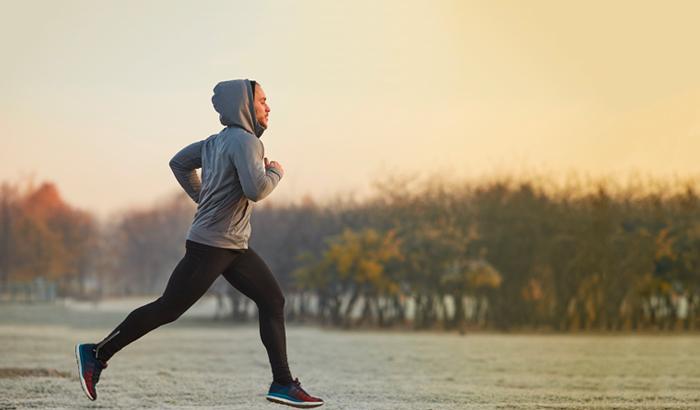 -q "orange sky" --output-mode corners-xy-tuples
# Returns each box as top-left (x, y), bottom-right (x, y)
(1, 0), (699, 217)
